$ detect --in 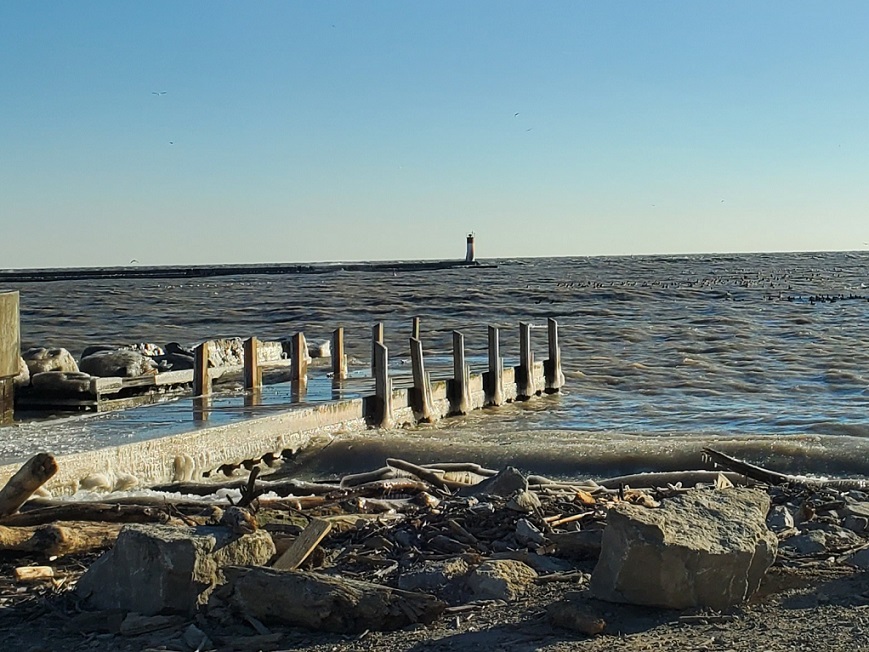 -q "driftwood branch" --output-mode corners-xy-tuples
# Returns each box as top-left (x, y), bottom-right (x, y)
(220, 566), (445, 633)
(0, 453), (58, 517)
(0, 522), (122, 556)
